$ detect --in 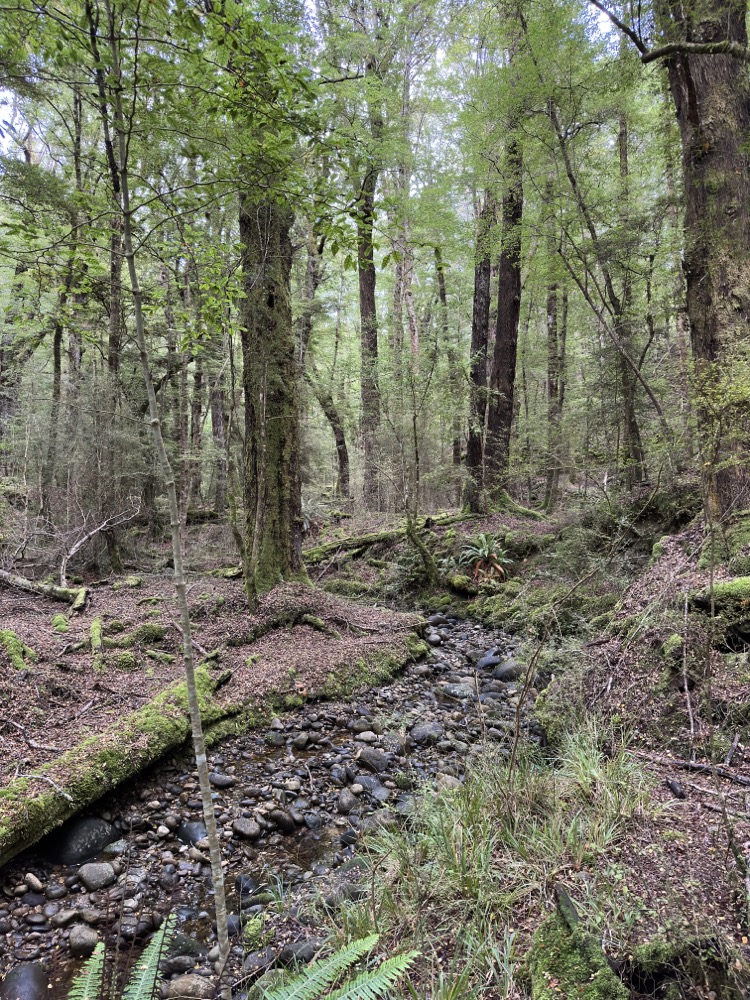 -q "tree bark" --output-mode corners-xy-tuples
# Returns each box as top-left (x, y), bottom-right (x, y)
(239, 199), (304, 599)
(485, 132), (523, 500)
(465, 194), (495, 513)
(655, 0), (750, 515)
(357, 162), (381, 511)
